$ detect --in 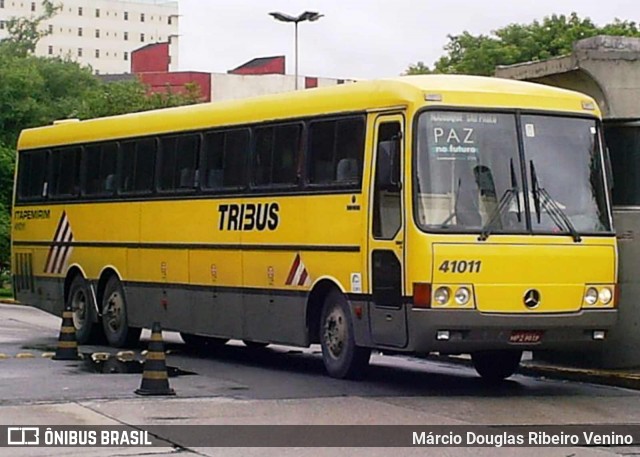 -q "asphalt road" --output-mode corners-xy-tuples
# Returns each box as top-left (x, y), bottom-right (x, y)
(1, 303), (639, 456)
